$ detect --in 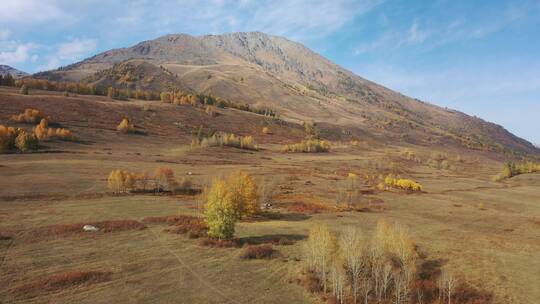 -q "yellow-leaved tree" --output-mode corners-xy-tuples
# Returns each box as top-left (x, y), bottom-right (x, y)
(204, 171), (259, 239)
